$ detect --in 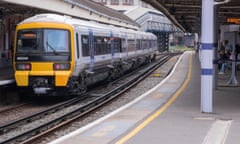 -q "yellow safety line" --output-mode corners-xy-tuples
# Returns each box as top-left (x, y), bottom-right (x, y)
(116, 53), (193, 144)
